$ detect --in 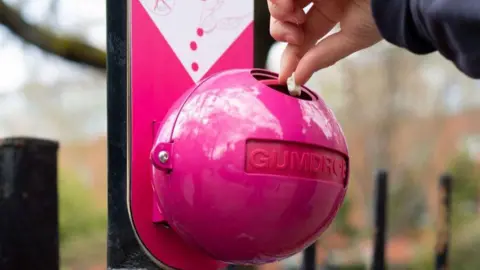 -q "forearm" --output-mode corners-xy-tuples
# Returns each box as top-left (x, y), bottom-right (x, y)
(371, 0), (480, 78)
